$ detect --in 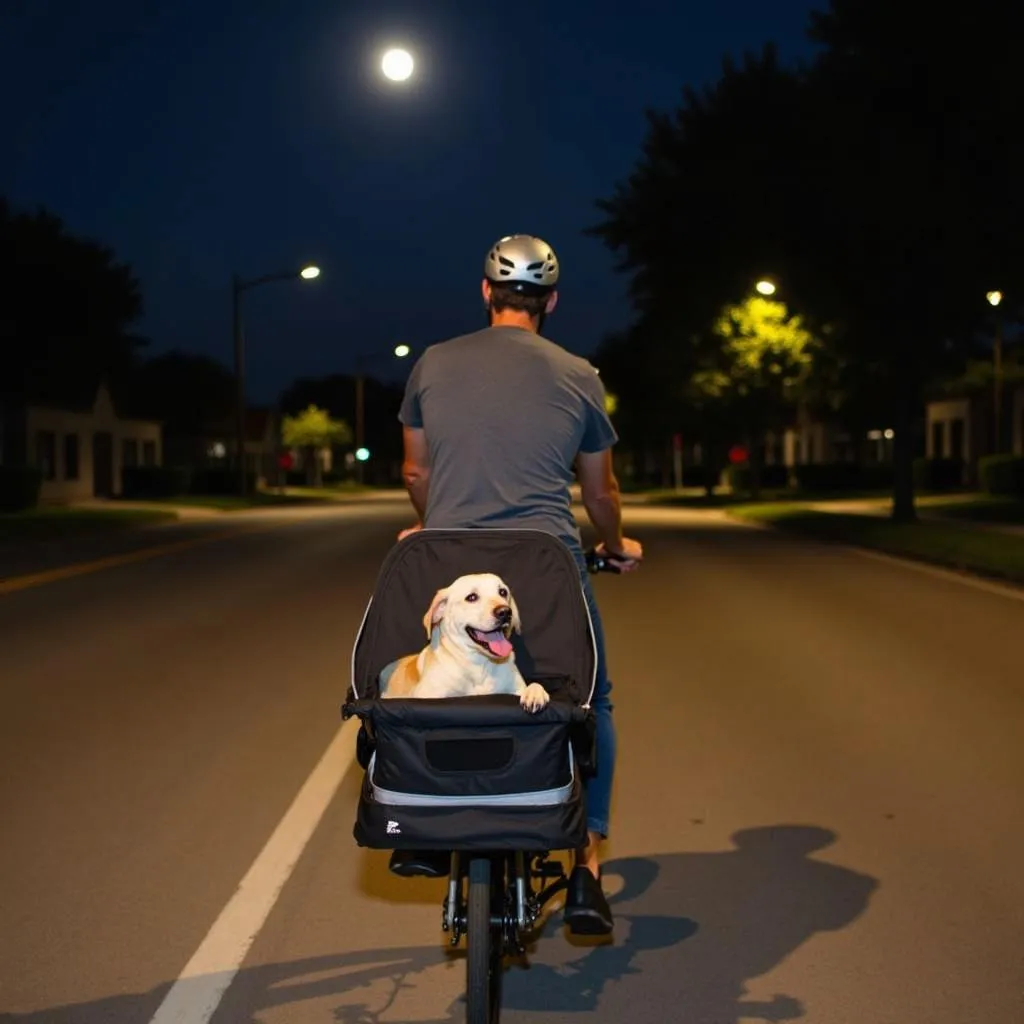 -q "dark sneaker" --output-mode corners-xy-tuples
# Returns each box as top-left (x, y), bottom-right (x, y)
(563, 866), (614, 935)
(388, 850), (451, 878)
